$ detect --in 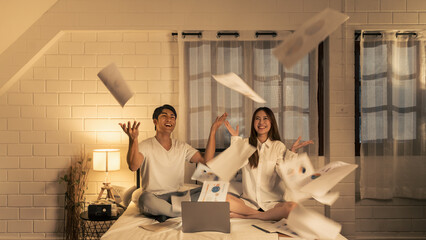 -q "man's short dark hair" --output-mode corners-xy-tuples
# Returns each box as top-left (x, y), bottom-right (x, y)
(152, 104), (177, 120)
